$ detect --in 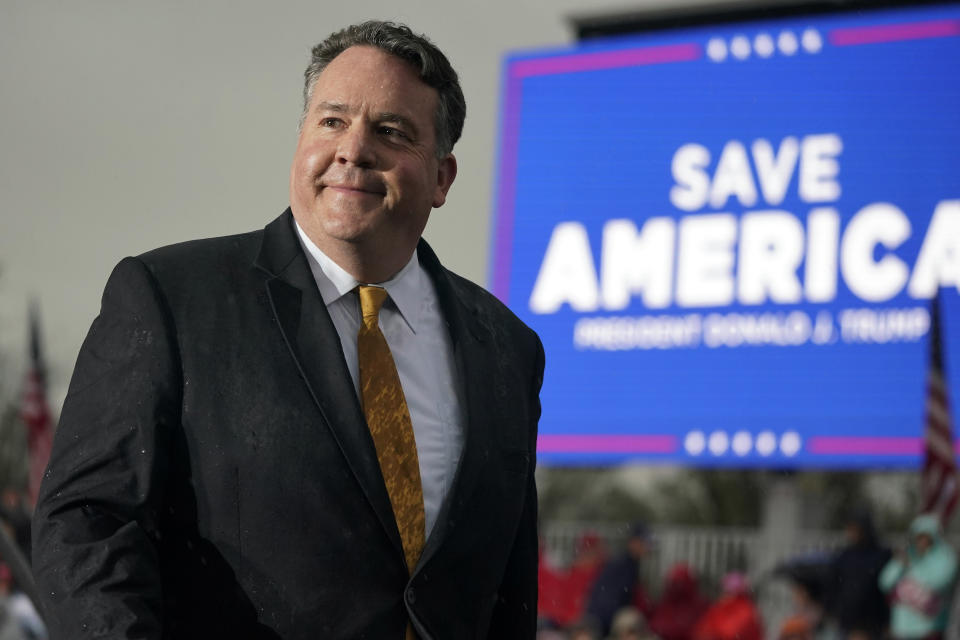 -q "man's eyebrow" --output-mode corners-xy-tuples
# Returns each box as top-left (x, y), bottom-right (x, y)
(314, 101), (351, 113)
